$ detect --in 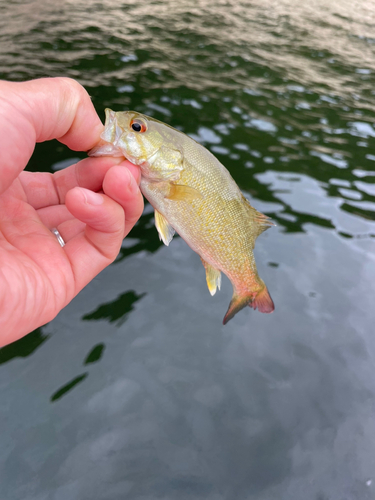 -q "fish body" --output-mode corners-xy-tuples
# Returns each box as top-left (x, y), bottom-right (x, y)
(90, 109), (274, 323)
